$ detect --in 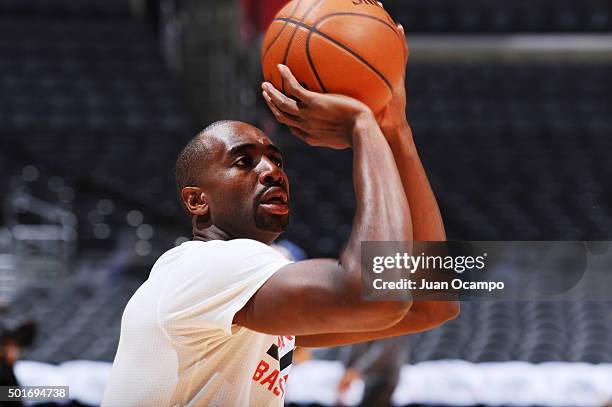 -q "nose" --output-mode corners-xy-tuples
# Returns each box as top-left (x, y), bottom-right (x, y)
(258, 156), (284, 186)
